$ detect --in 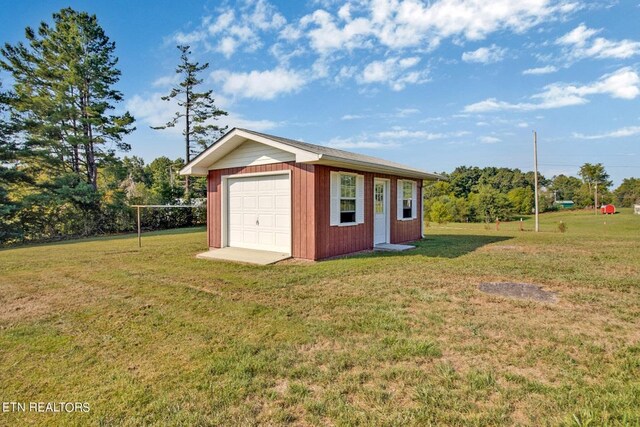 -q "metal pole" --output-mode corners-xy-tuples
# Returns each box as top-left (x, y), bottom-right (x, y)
(594, 182), (598, 215)
(533, 131), (540, 232)
(137, 206), (141, 248)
